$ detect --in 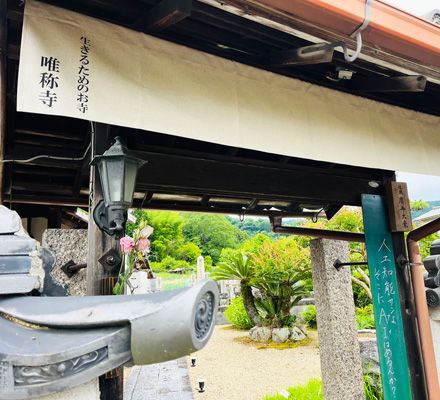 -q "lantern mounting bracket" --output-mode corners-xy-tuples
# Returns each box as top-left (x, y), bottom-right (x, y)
(93, 199), (128, 236)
